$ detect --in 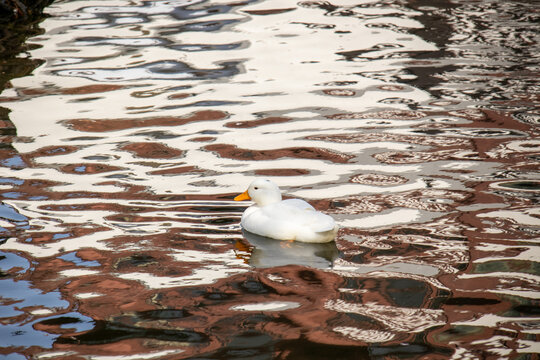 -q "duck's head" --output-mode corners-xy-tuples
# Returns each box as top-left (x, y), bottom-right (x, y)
(234, 178), (282, 206)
